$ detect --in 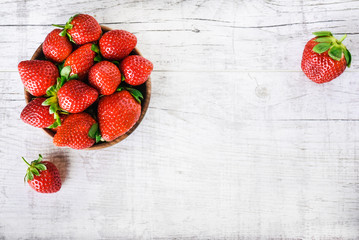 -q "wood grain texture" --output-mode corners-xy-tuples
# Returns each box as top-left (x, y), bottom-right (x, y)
(1, 0), (359, 239)
(1, 0), (359, 71)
